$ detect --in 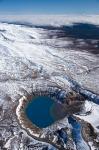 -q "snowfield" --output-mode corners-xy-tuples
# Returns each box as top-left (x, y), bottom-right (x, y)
(0, 15), (99, 150)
